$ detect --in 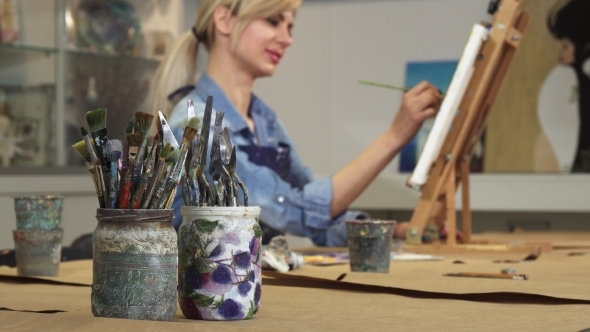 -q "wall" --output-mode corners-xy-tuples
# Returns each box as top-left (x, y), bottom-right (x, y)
(1, 0), (590, 250)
